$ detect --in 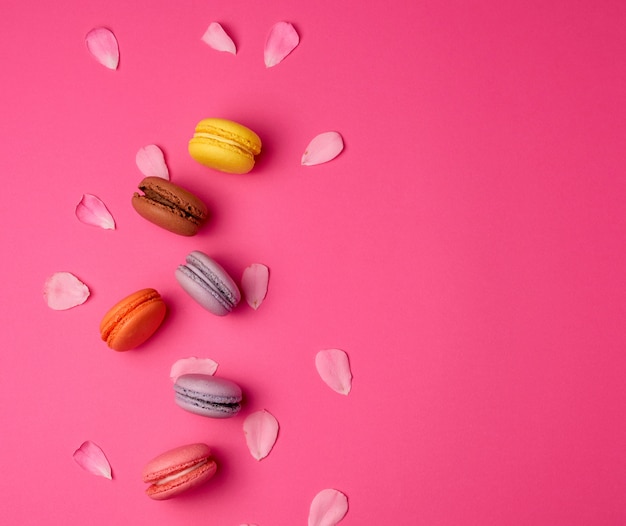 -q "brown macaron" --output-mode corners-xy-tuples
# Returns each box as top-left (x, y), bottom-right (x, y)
(132, 177), (208, 236)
